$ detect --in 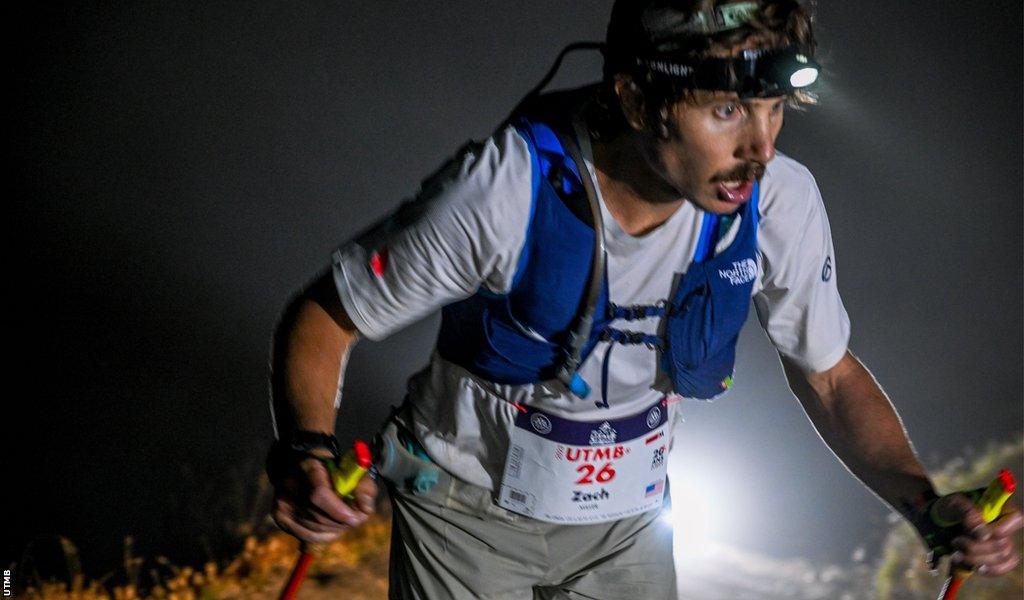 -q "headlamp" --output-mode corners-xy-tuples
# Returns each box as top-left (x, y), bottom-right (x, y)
(636, 45), (820, 98)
